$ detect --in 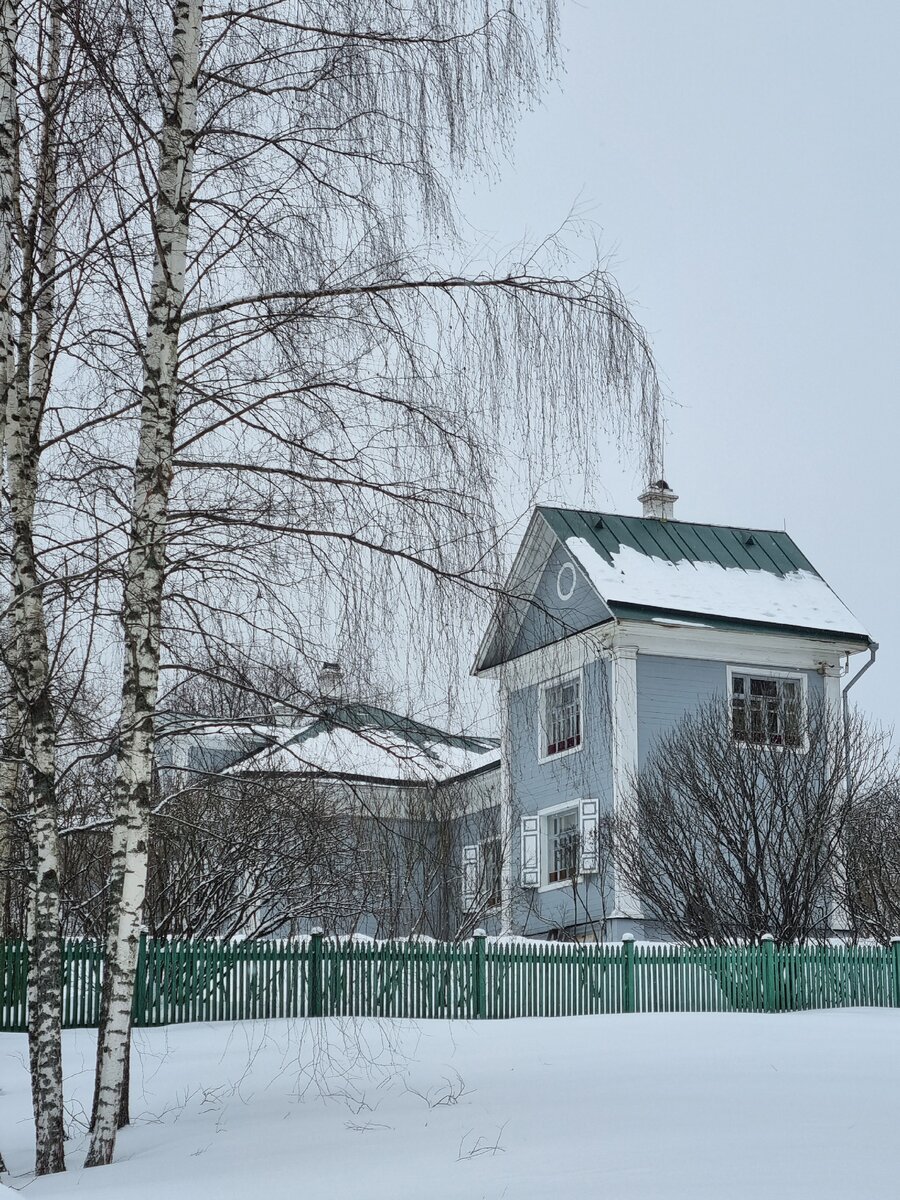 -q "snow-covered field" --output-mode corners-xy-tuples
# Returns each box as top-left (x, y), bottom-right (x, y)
(1, 1010), (898, 1198)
